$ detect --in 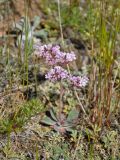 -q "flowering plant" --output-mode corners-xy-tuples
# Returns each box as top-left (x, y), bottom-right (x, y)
(34, 43), (88, 86)
(34, 43), (88, 133)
